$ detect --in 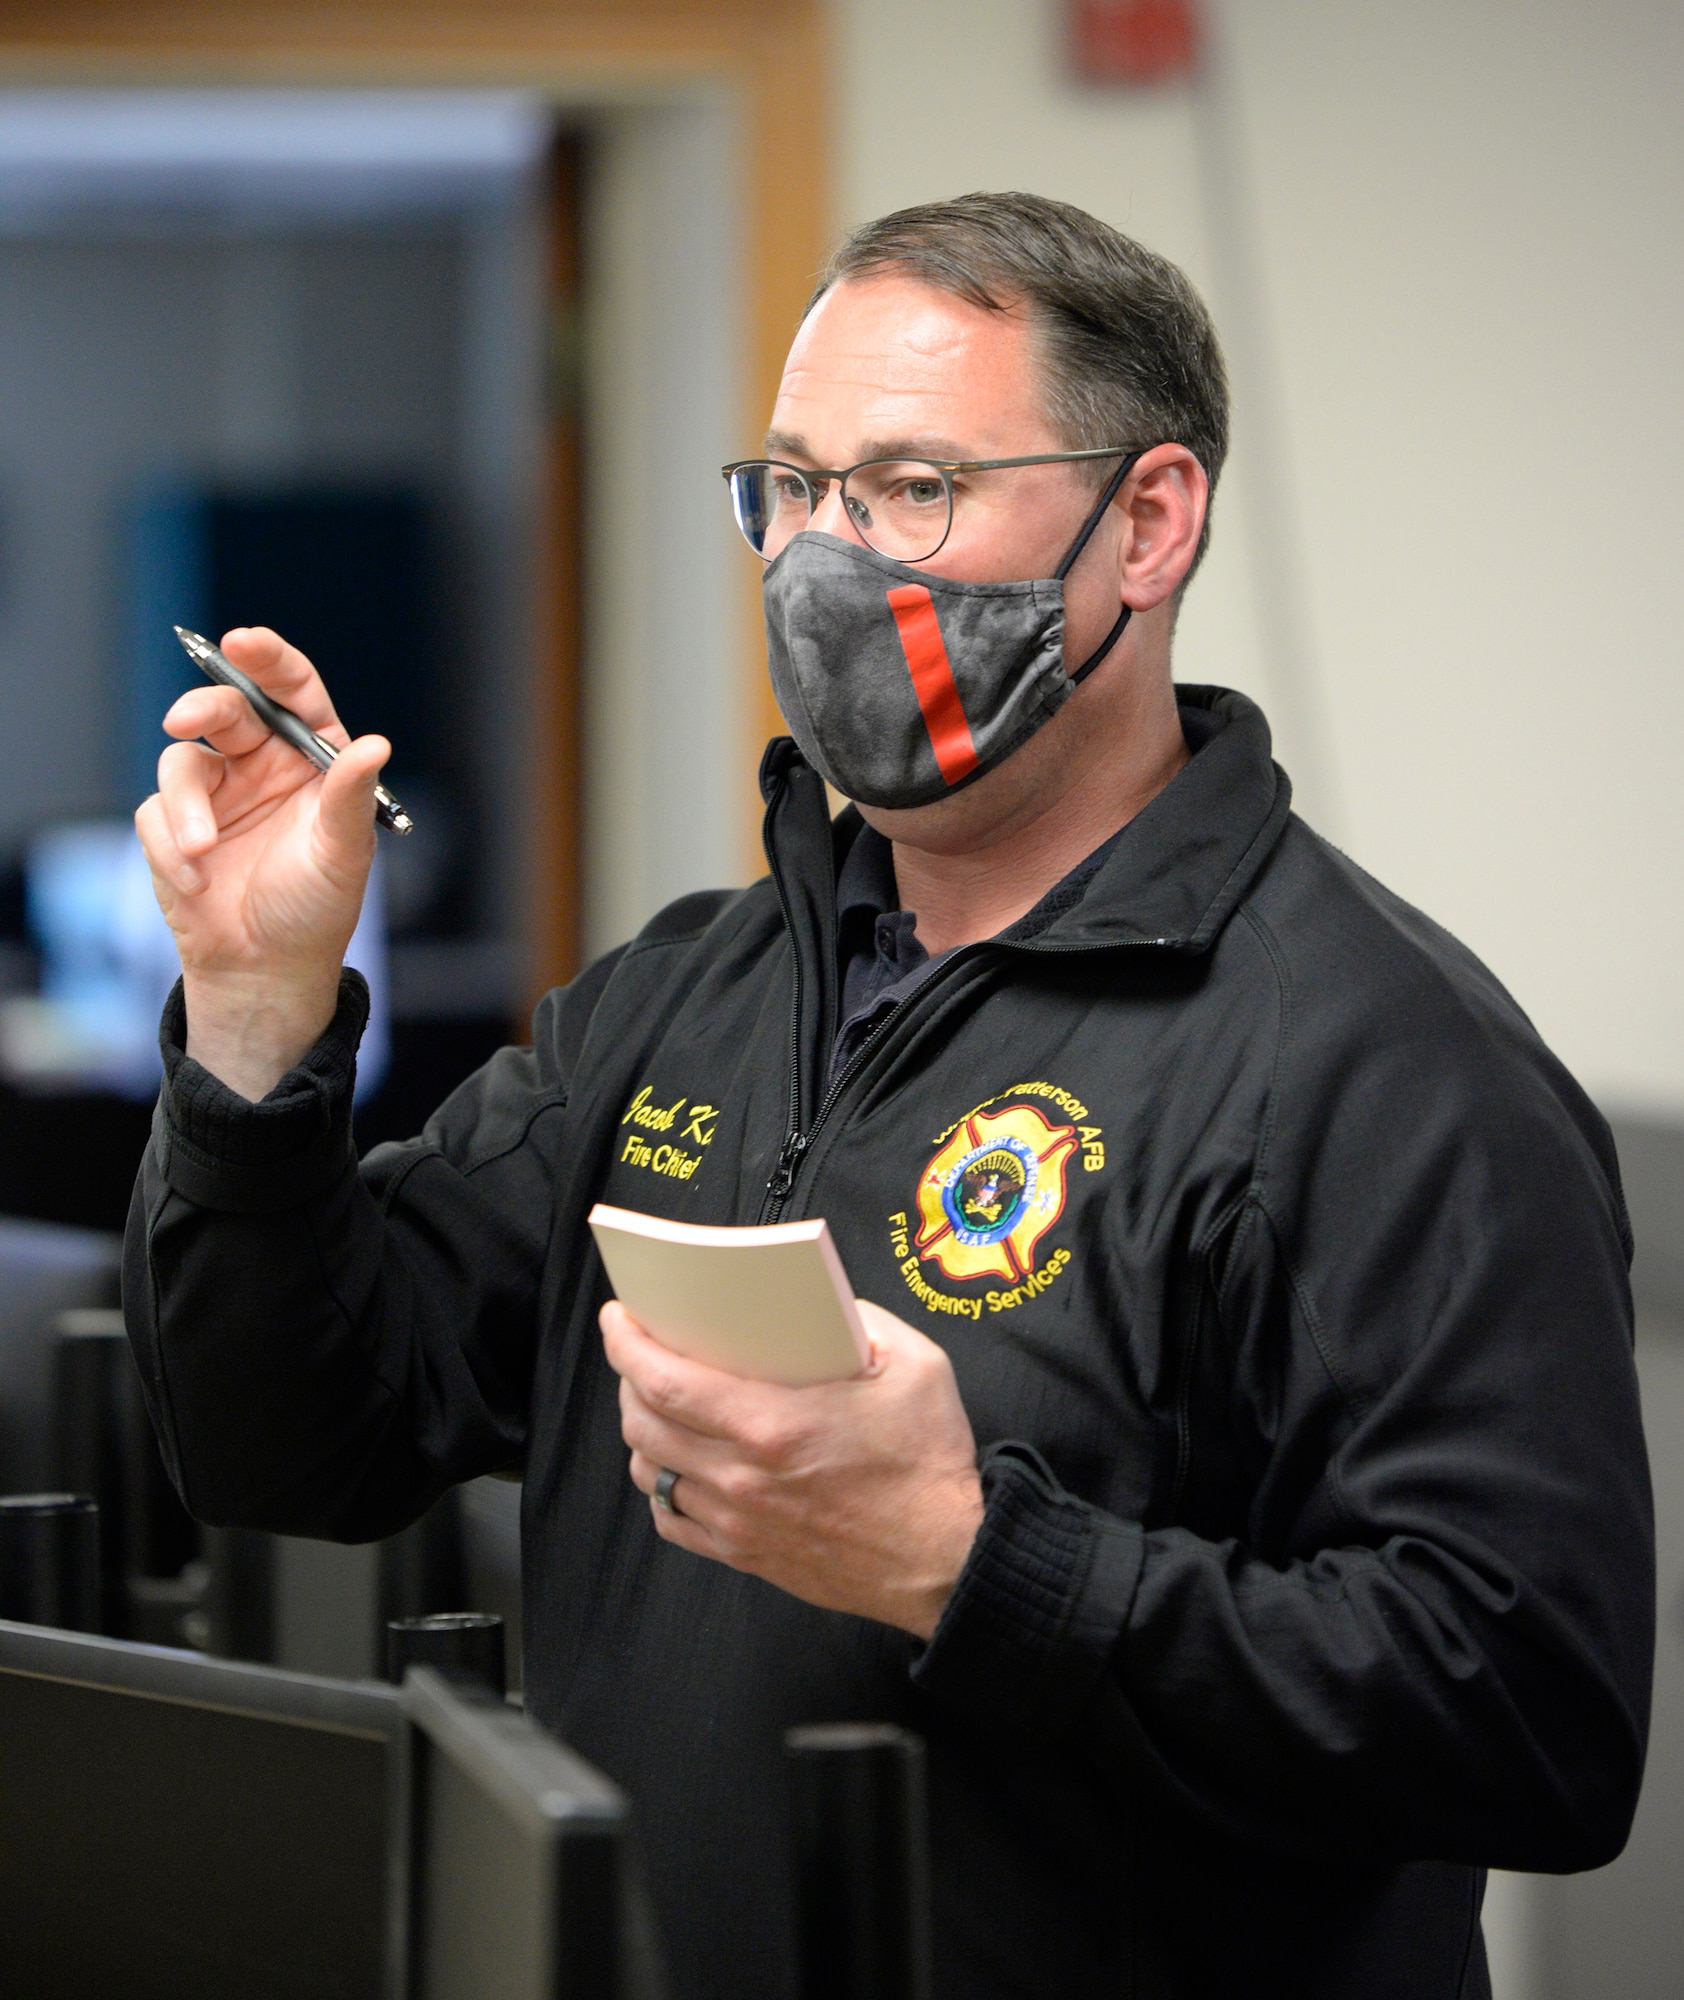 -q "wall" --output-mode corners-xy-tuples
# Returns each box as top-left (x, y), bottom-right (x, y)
(581, 95), (744, 958)
(835, 0), (1684, 1118)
